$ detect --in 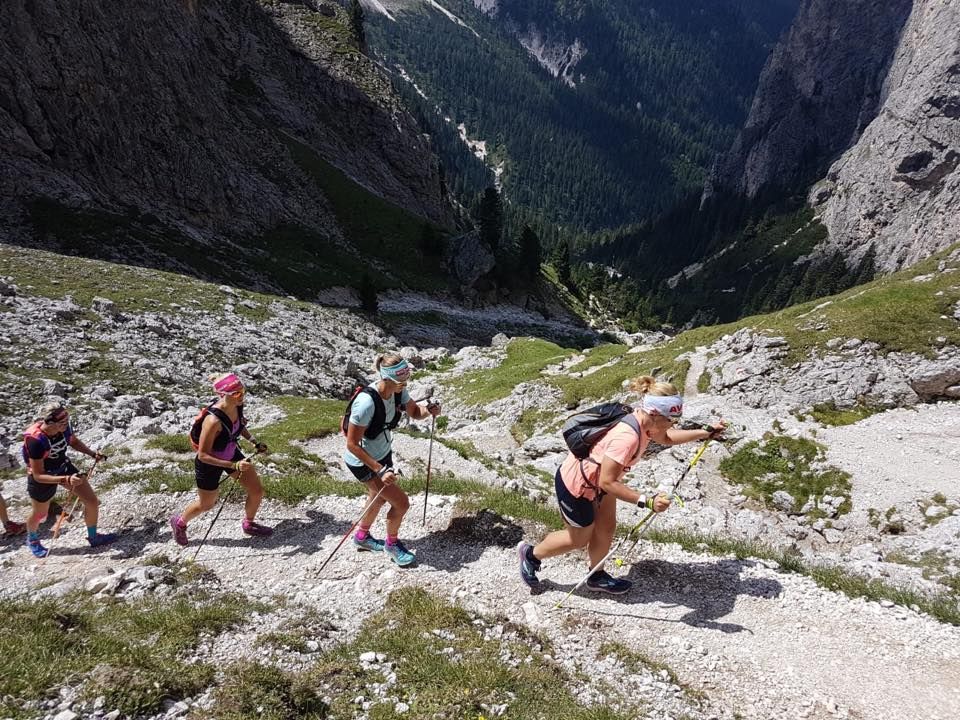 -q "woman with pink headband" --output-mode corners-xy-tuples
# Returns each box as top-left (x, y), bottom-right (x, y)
(343, 352), (441, 567)
(518, 376), (725, 594)
(169, 372), (272, 546)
